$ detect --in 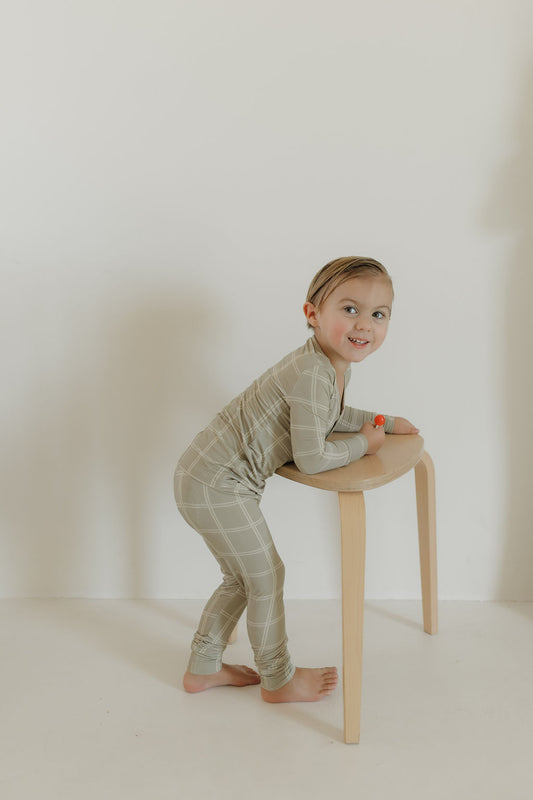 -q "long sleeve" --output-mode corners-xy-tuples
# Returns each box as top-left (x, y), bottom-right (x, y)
(334, 406), (395, 434)
(287, 366), (368, 474)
